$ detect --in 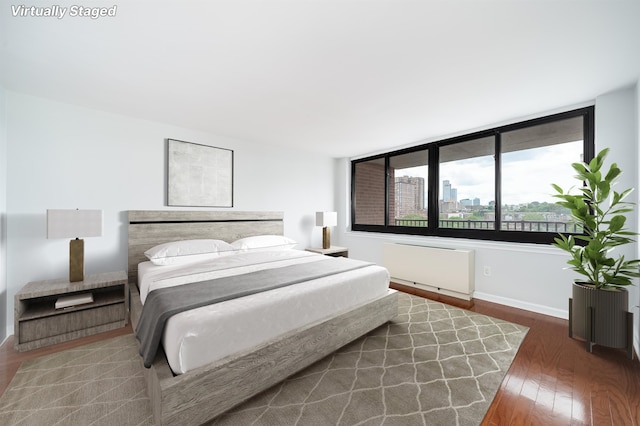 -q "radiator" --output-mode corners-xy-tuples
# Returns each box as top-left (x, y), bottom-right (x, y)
(382, 243), (475, 300)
